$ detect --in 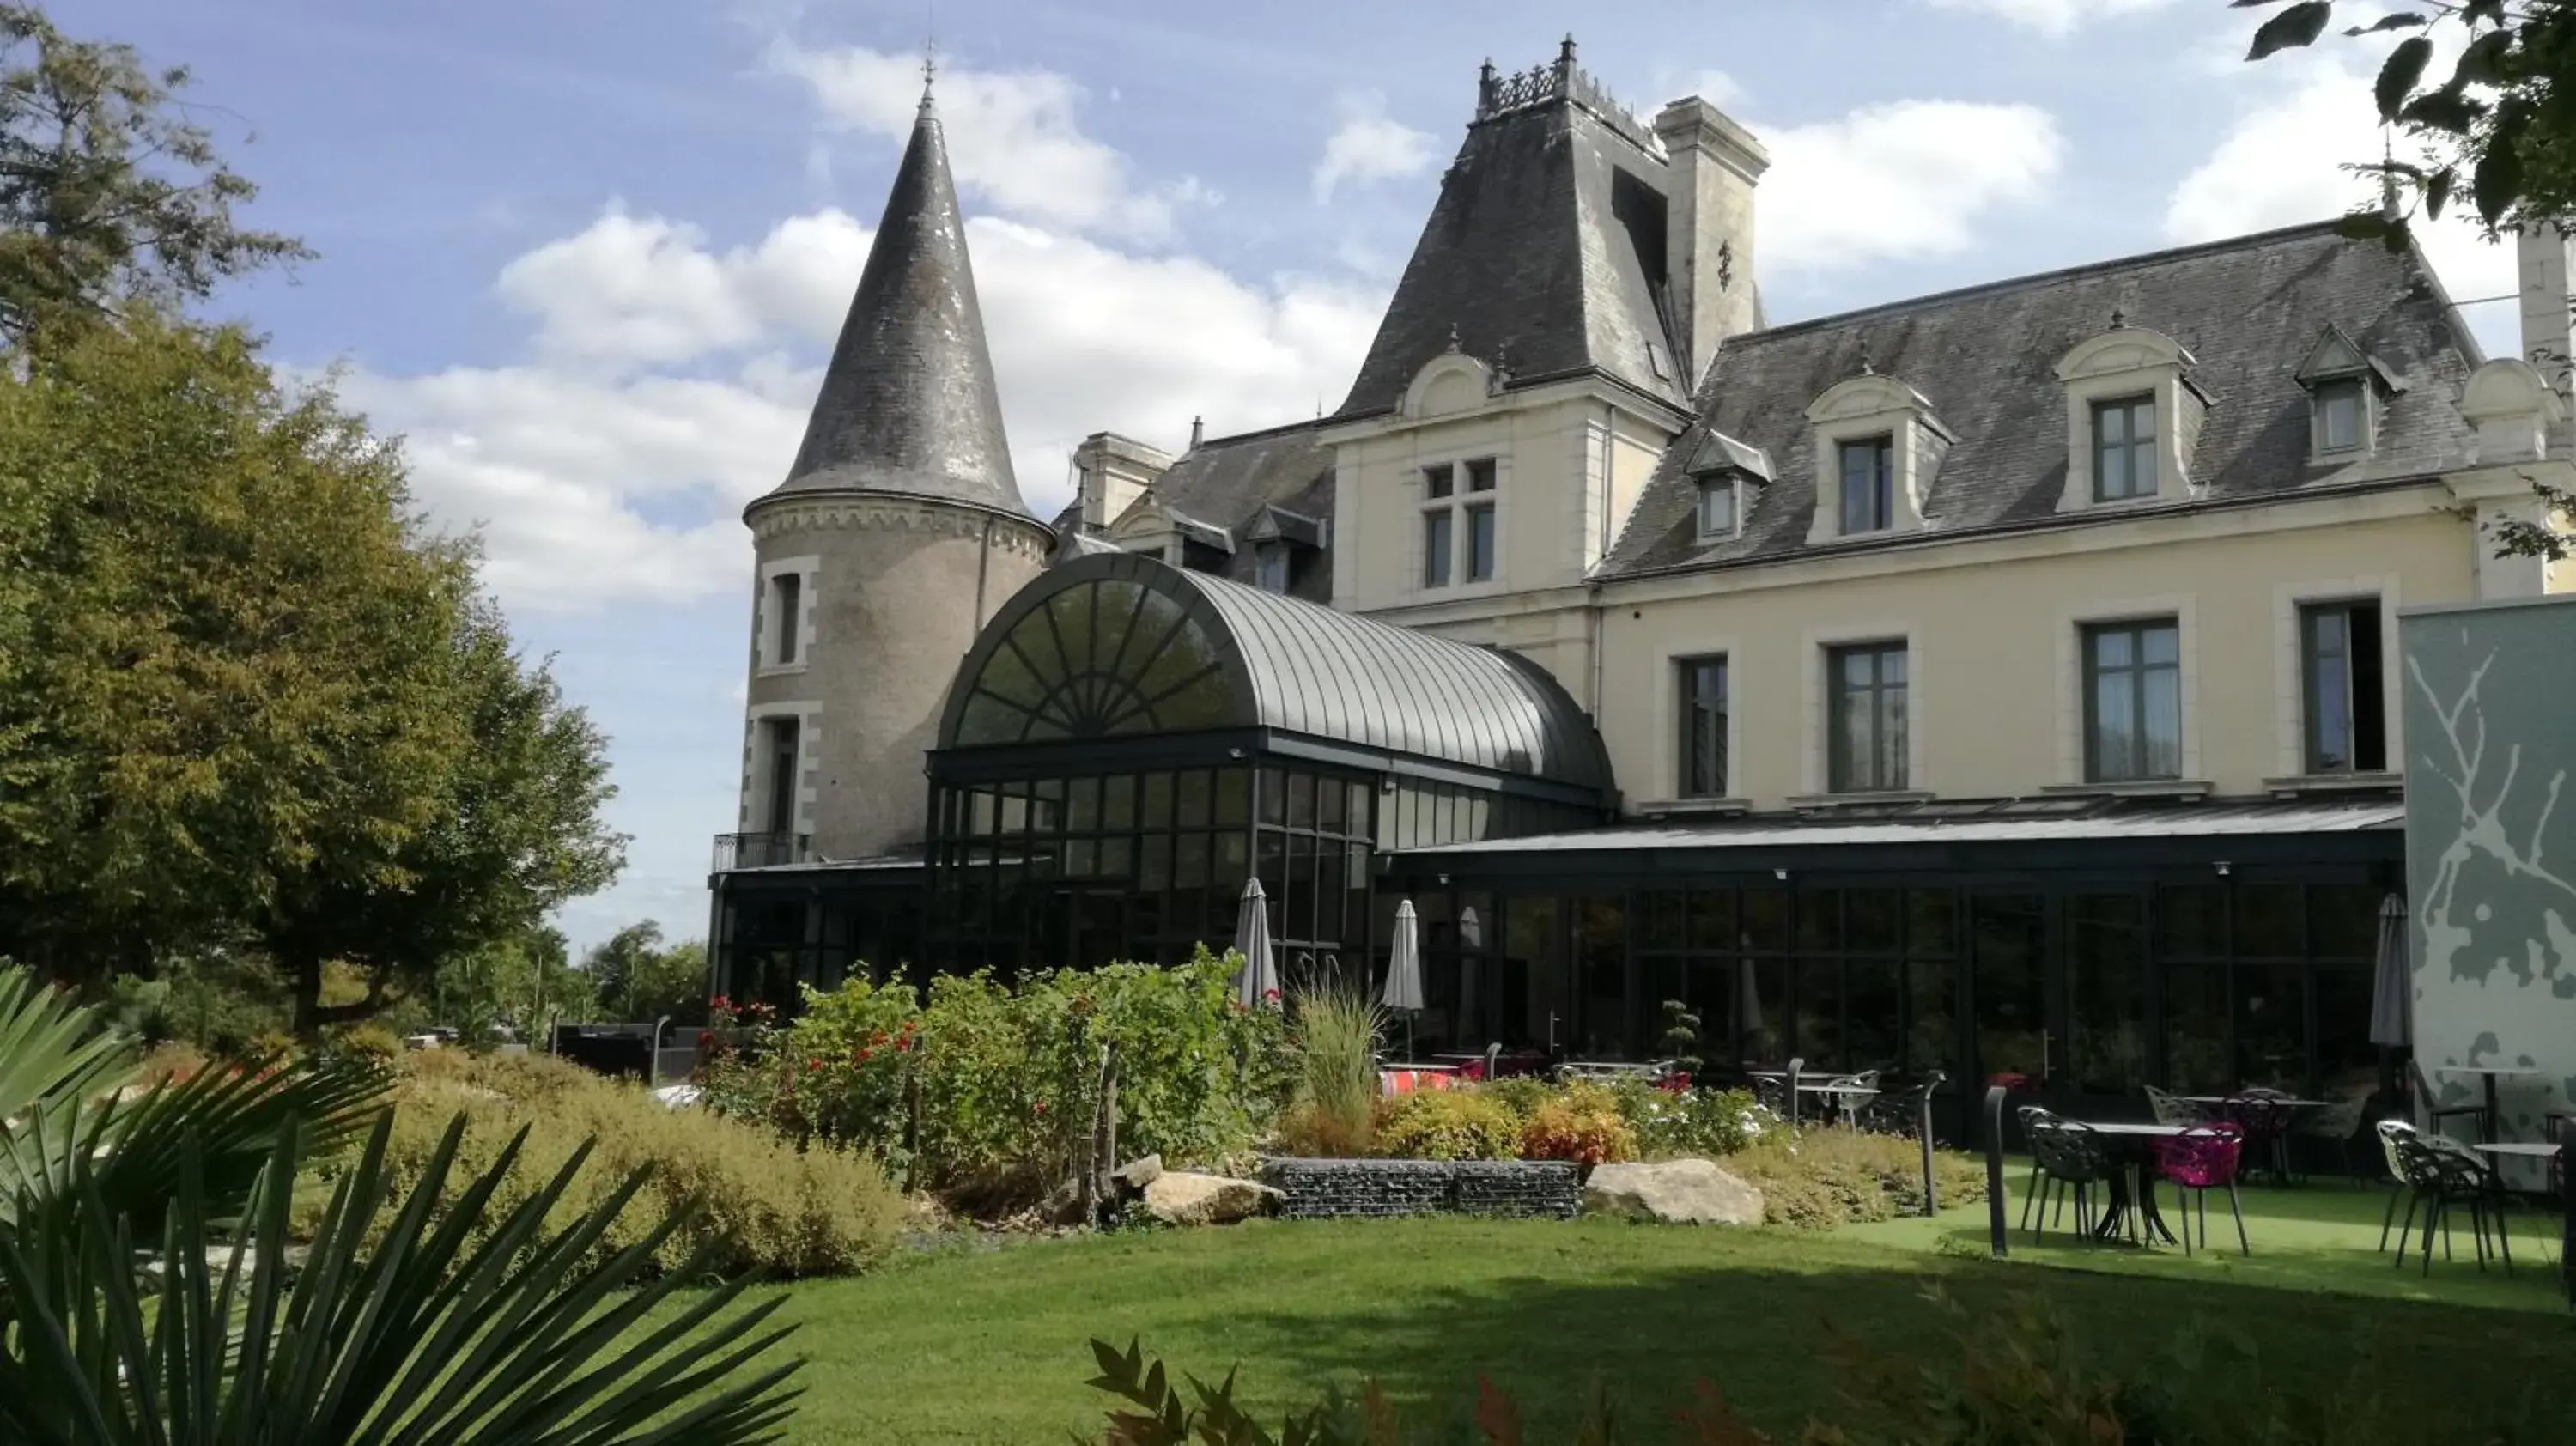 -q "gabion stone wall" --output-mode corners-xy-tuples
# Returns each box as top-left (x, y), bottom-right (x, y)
(1260, 1157), (1580, 1220)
